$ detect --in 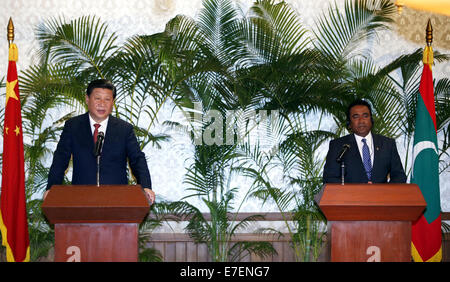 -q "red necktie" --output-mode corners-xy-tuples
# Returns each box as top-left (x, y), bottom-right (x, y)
(93, 123), (101, 143)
